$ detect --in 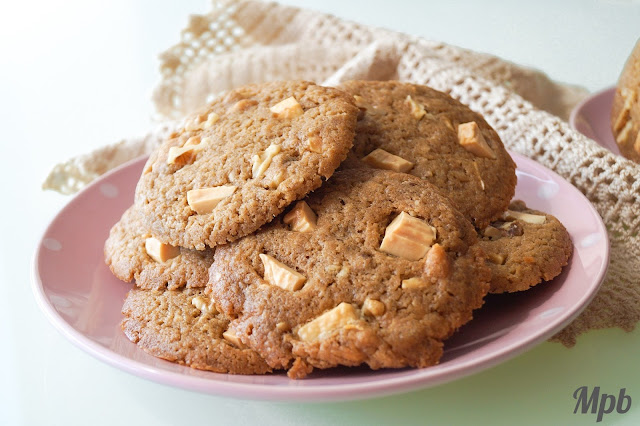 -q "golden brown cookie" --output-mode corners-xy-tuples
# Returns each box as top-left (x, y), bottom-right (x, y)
(104, 206), (214, 290)
(477, 201), (573, 293)
(135, 81), (358, 250)
(122, 288), (272, 374)
(611, 39), (640, 162)
(338, 80), (517, 229)
(208, 169), (490, 378)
